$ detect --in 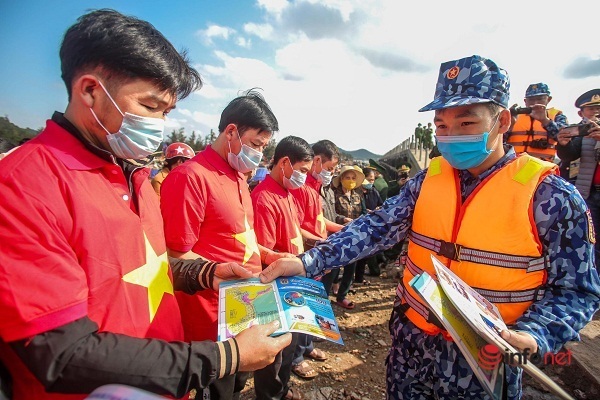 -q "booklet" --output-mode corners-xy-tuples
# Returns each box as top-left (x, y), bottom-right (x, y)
(218, 276), (344, 345)
(410, 271), (505, 399)
(410, 255), (574, 400)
